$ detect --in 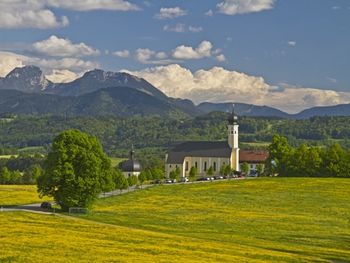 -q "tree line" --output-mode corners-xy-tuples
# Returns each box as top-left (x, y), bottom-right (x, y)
(266, 135), (350, 177)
